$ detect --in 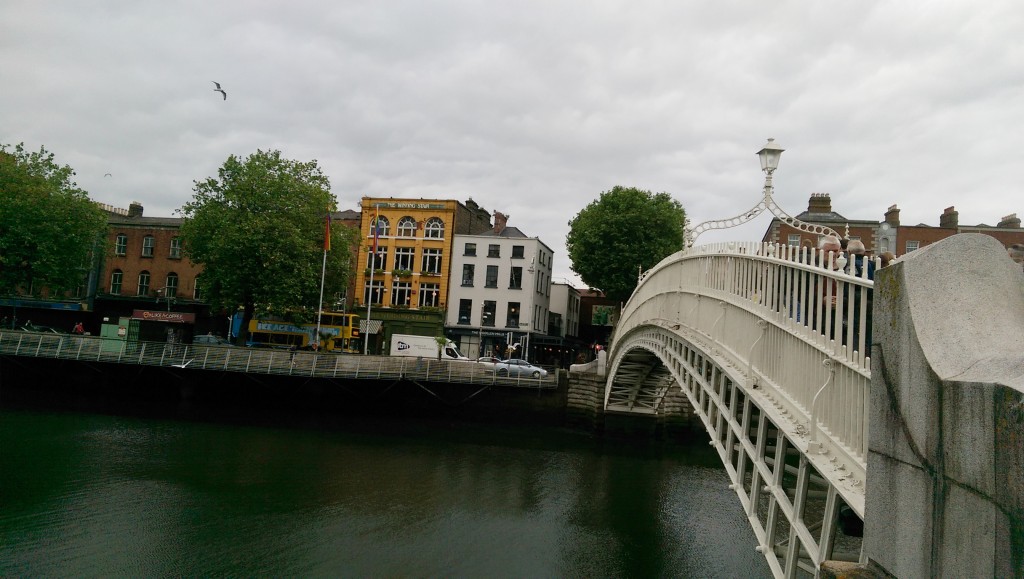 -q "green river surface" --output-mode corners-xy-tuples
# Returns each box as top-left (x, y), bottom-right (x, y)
(0, 403), (770, 578)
